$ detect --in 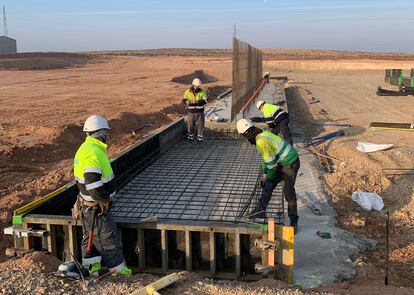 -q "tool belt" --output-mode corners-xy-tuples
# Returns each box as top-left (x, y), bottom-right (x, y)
(80, 199), (98, 207)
